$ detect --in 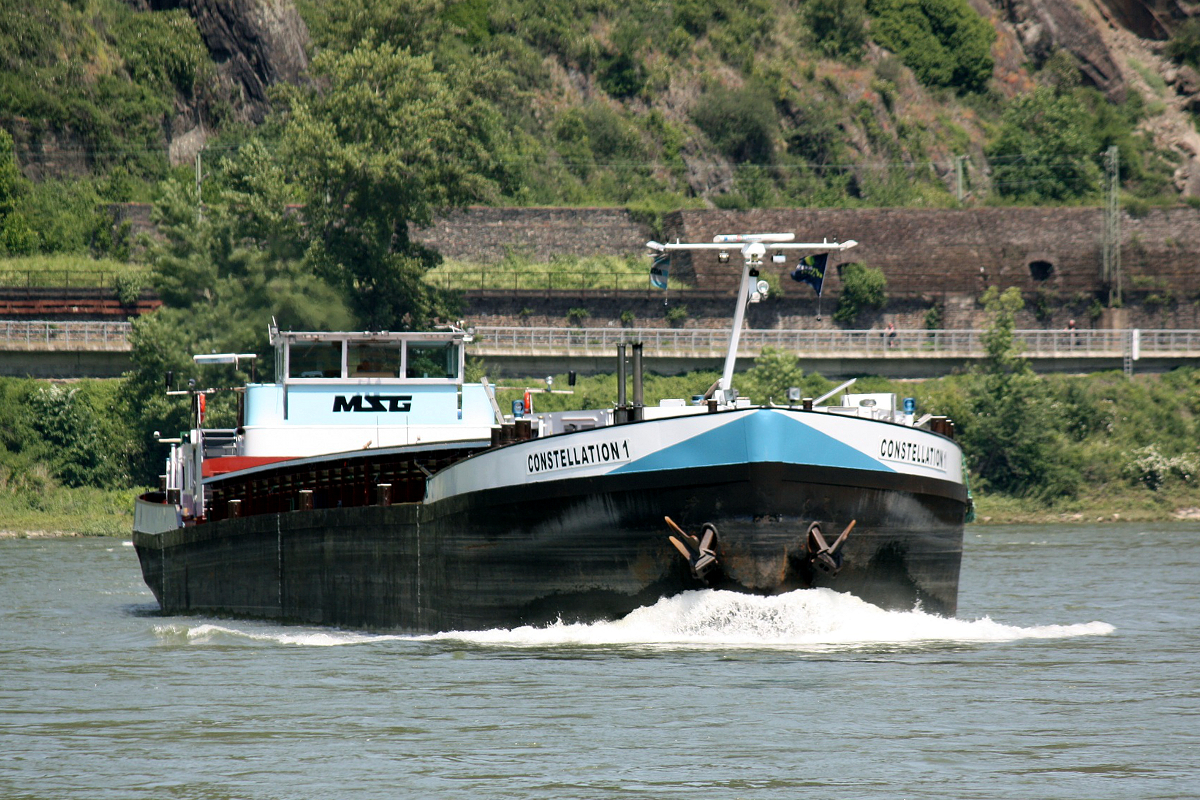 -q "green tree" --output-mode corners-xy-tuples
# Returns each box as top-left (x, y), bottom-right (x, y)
(959, 287), (1079, 500)
(987, 88), (1102, 202)
(866, 0), (994, 92)
(739, 346), (804, 404)
(277, 42), (516, 330)
(833, 263), (886, 325)
(122, 176), (355, 482)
